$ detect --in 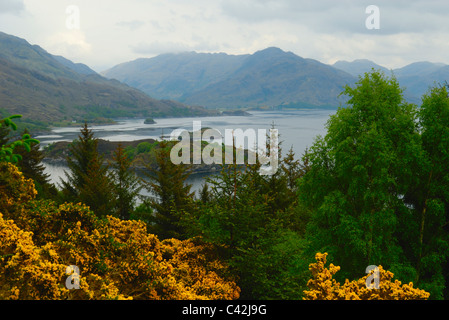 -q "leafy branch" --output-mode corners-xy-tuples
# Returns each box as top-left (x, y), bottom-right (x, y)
(0, 115), (40, 163)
